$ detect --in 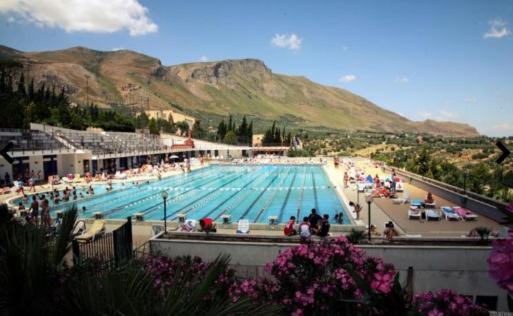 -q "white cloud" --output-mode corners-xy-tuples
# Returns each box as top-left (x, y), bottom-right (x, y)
(484, 19), (511, 39)
(338, 74), (356, 83)
(418, 111), (432, 118)
(0, 0), (158, 36)
(439, 110), (458, 119)
(341, 46), (349, 51)
(6, 16), (15, 24)
(493, 122), (513, 132)
(271, 33), (302, 50)
(464, 96), (477, 103)
(199, 56), (209, 62)
(112, 47), (124, 51)
(395, 75), (409, 83)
